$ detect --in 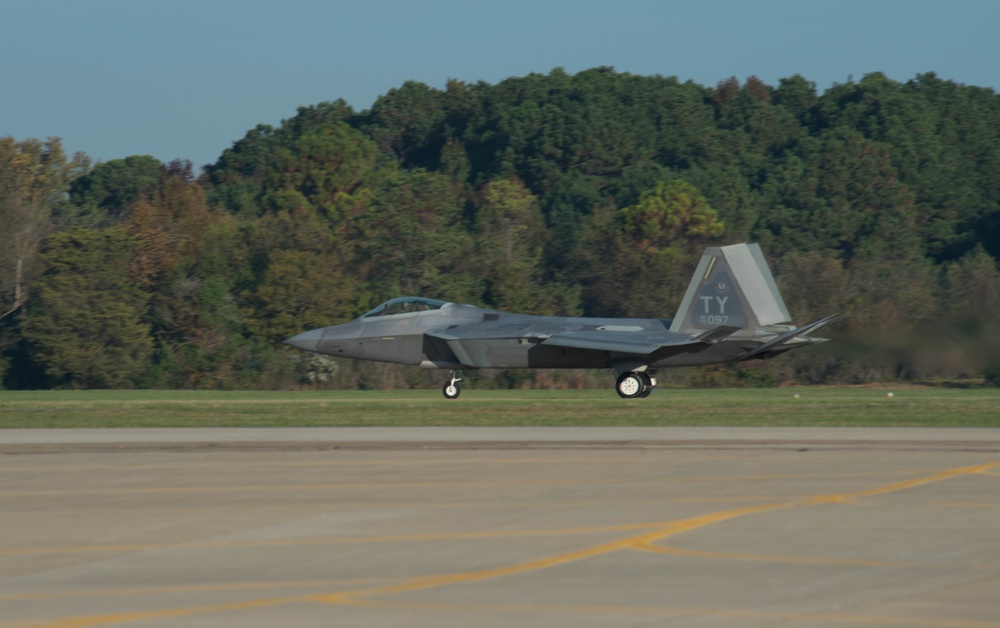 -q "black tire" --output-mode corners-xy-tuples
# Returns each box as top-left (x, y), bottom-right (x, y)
(637, 372), (653, 397)
(442, 381), (461, 399)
